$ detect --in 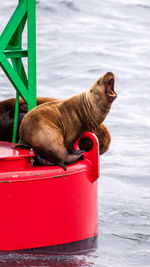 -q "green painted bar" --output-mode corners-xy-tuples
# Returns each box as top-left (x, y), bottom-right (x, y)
(11, 56), (28, 142)
(12, 91), (20, 143)
(27, 0), (36, 110)
(4, 50), (27, 58)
